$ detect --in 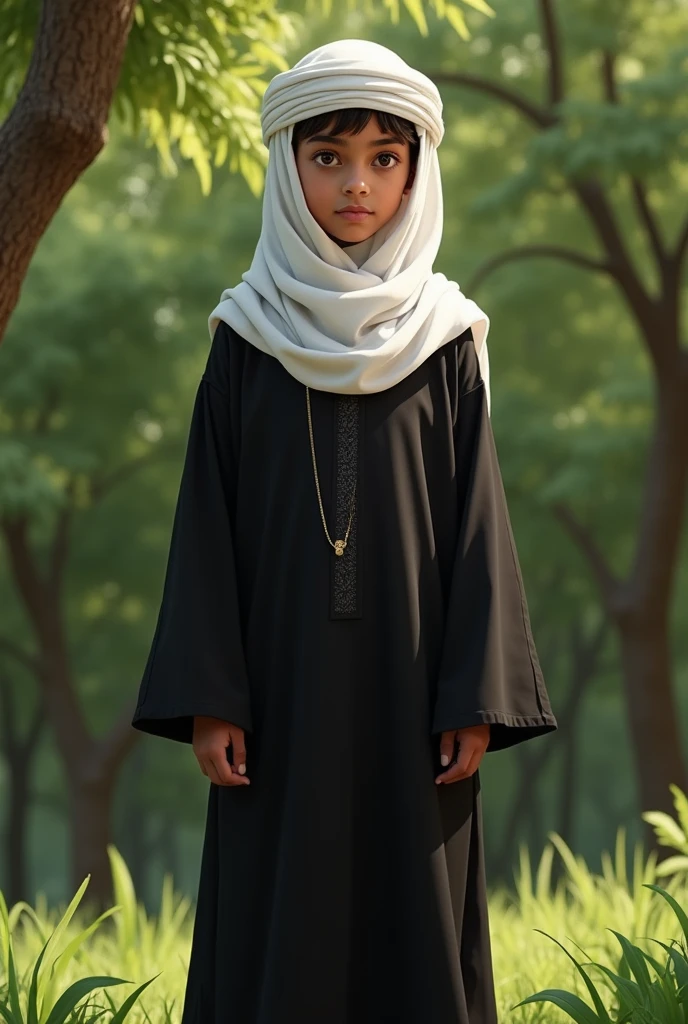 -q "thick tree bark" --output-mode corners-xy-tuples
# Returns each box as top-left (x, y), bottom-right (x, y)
(0, 0), (138, 341)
